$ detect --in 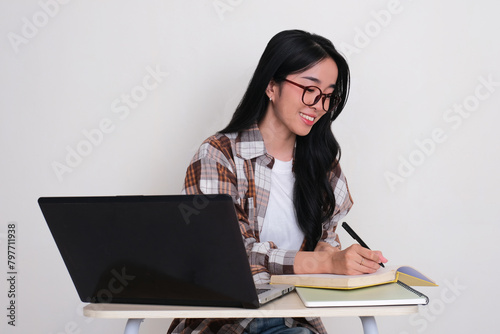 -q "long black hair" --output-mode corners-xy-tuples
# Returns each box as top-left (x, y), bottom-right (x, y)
(220, 30), (350, 251)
